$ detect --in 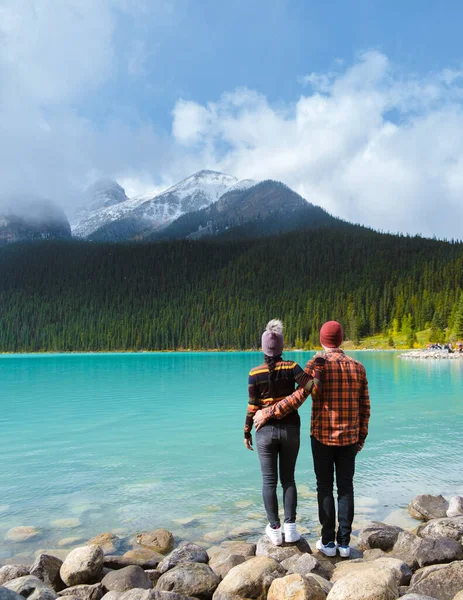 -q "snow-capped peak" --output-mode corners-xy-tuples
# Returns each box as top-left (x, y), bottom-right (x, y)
(227, 179), (259, 193)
